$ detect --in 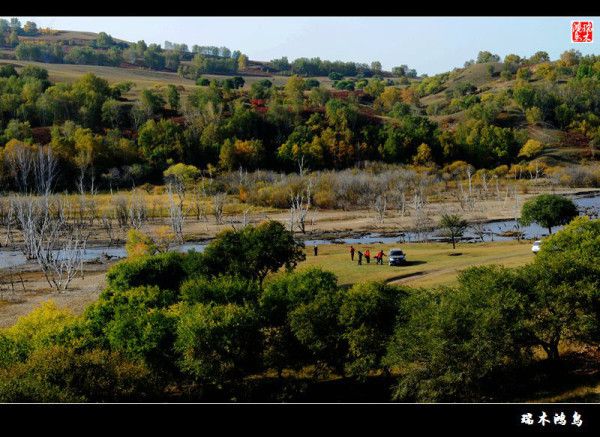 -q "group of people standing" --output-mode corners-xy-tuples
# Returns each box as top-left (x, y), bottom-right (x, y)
(349, 246), (386, 265)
